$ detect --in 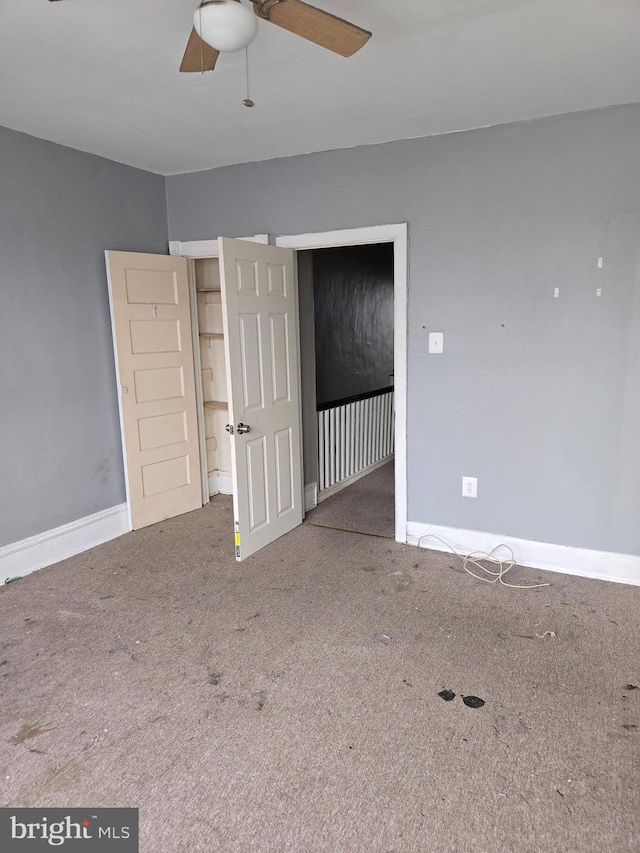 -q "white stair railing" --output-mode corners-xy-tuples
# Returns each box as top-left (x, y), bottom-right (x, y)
(317, 388), (394, 495)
